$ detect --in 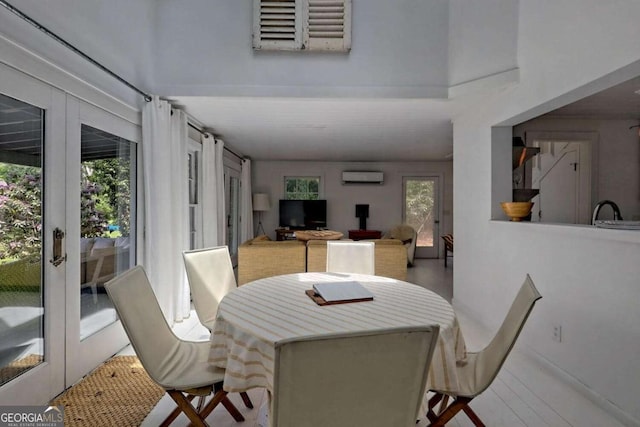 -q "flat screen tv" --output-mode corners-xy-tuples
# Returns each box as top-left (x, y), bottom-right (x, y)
(279, 200), (327, 230)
